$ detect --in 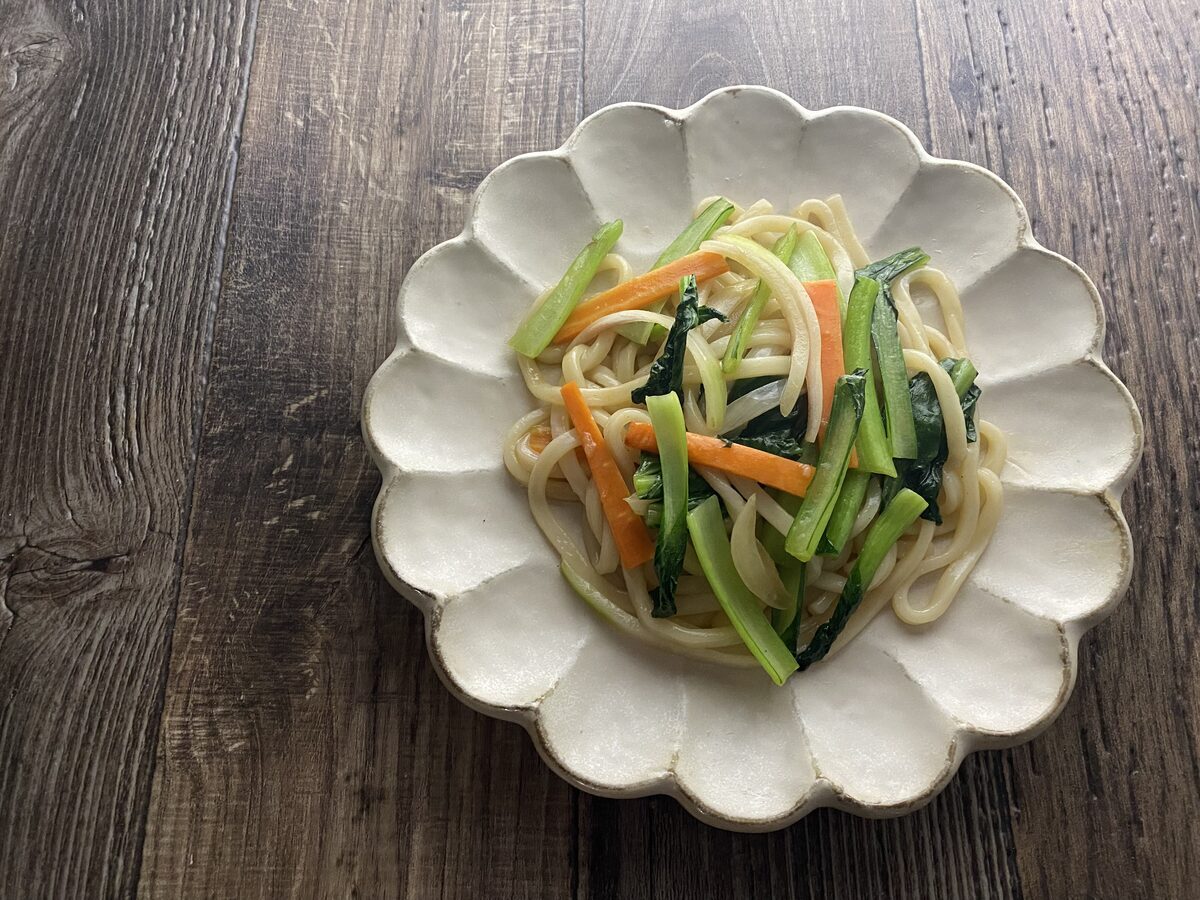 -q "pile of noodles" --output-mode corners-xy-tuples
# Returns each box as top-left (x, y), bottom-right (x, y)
(503, 196), (1005, 668)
